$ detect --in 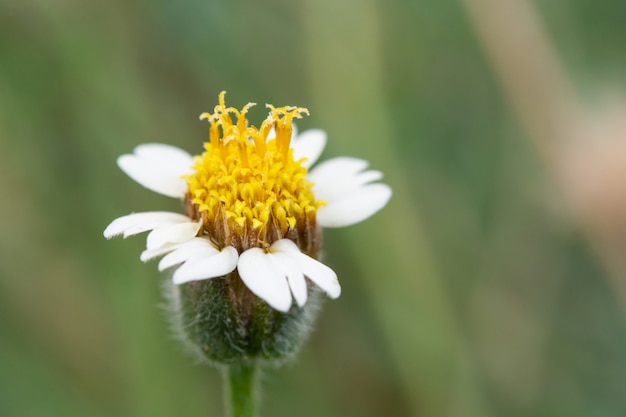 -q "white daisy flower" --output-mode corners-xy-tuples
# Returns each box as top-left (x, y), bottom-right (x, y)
(104, 92), (391, 312)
